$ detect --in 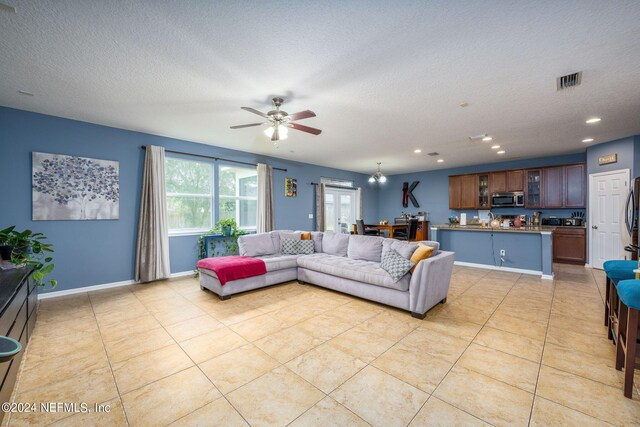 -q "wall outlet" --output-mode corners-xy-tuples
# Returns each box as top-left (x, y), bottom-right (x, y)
(308, 214), (314, 219)
(500, 249), (506, 256)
